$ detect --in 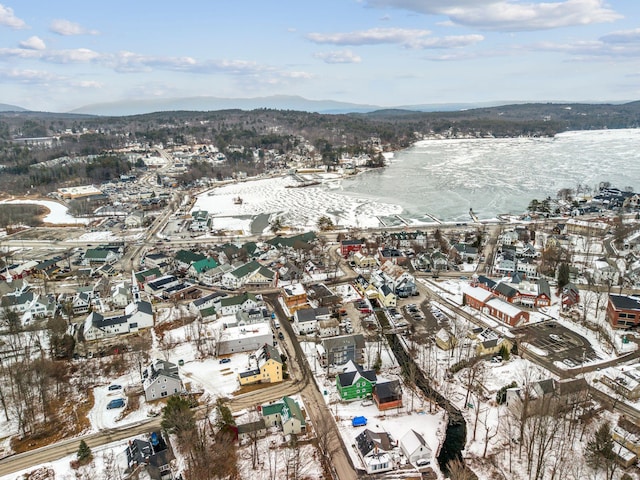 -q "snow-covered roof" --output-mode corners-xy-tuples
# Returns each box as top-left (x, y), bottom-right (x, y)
(486, 297), (523, 317)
